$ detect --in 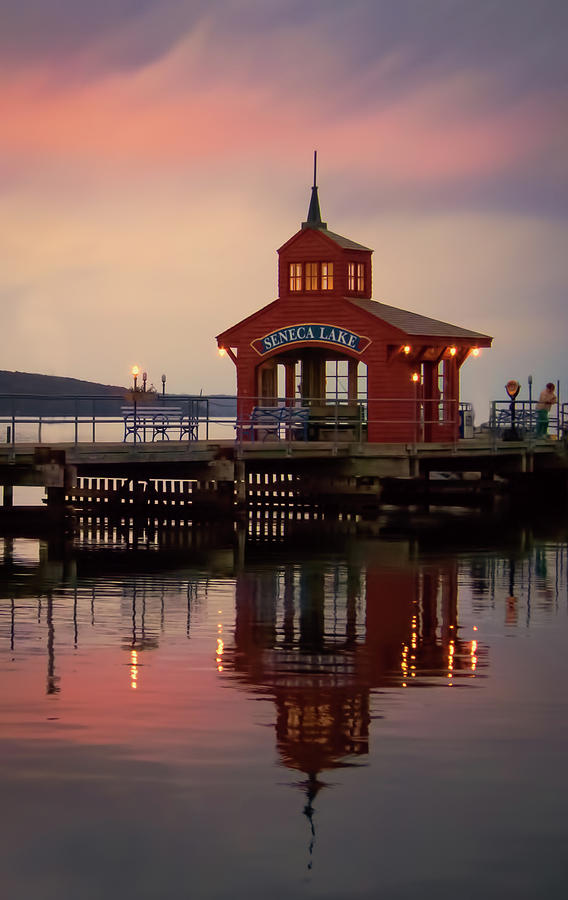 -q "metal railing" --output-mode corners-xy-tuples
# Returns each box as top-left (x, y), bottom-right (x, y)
(0, 393), (211, 444)
(489, 400), (567, 440)
(5, 391), (565, 446)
